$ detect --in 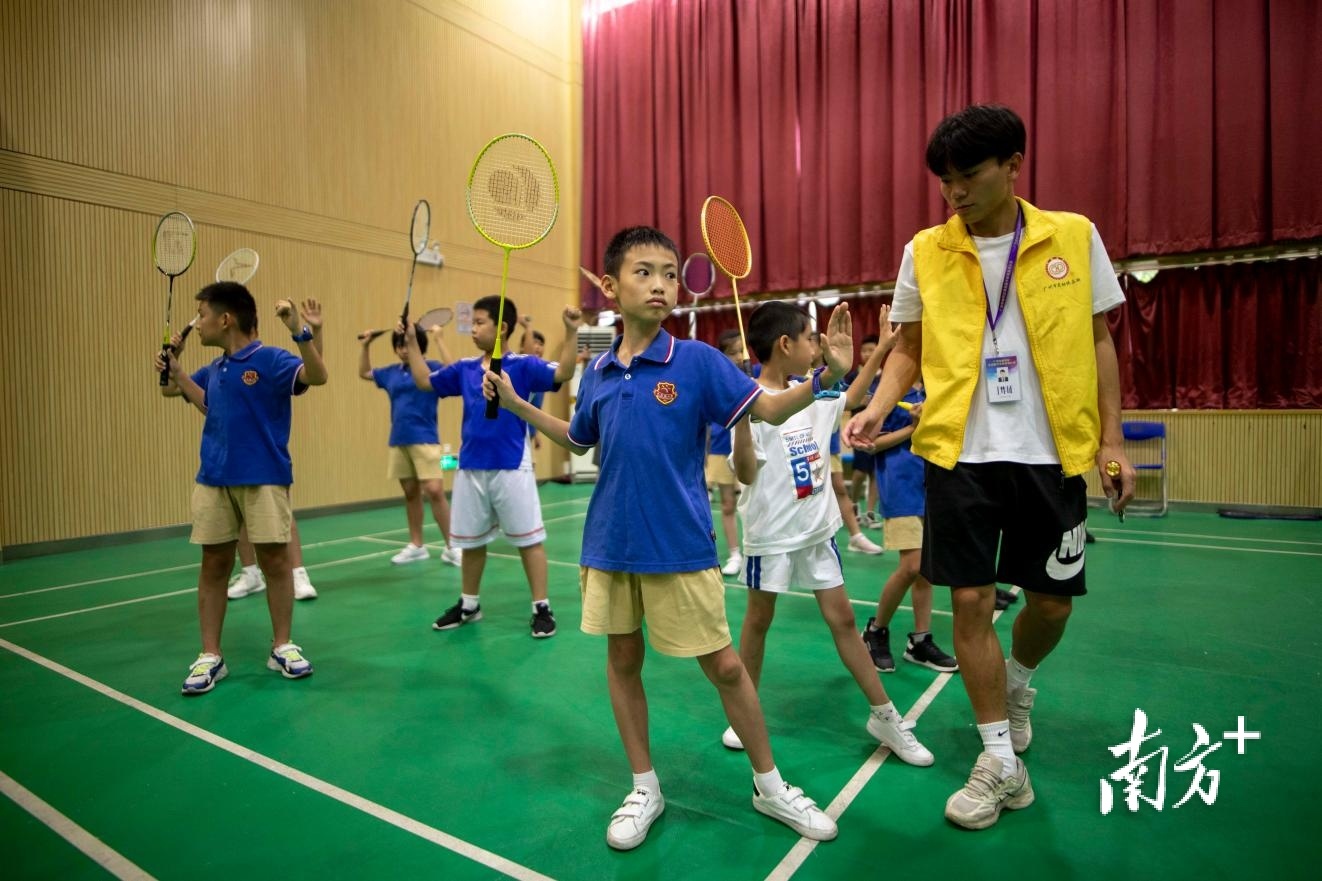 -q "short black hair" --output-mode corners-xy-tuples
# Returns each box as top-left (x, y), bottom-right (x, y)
(925, 104), (1027, 176)
(392, 324), (429, 354)
(747, 301), (811, 363)
(473, 294), (517, 338)
(603, 226), (680, 278)
(196, 281), (257, 334)
(716, 329), (743, 355)
(531, 330), (546, 345)
(861, 334), (879, 346)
